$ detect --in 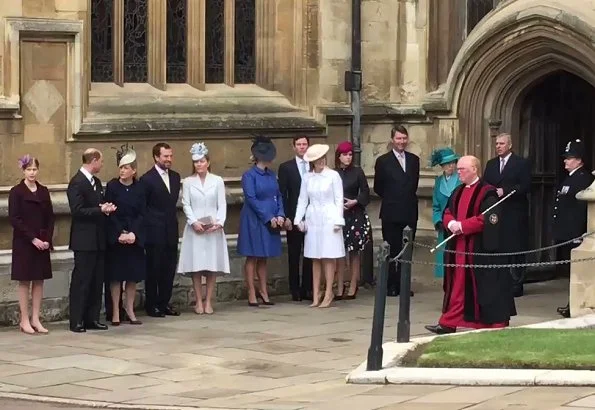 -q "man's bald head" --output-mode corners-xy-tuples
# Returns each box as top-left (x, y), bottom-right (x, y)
(457, 155), (481, 185)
